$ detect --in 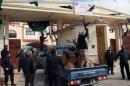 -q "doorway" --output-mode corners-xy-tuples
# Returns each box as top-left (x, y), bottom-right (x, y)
(110, 39), (116, 52)
(96, 26), (105, 64)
